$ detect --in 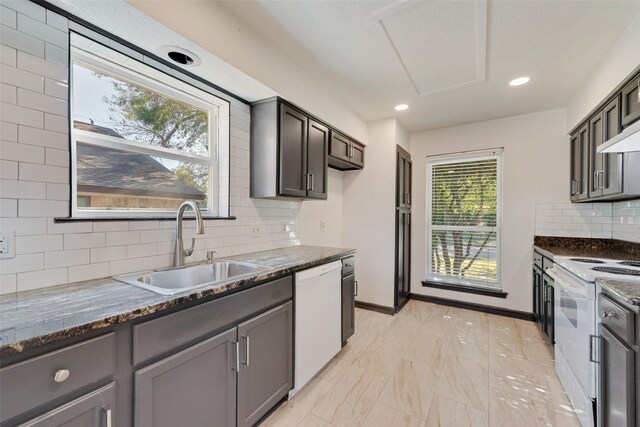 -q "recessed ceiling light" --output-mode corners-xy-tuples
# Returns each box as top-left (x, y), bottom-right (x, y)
(509, 77), (530, 86)
(158, 46), (201, 67)
(395, 104), (409, 111)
